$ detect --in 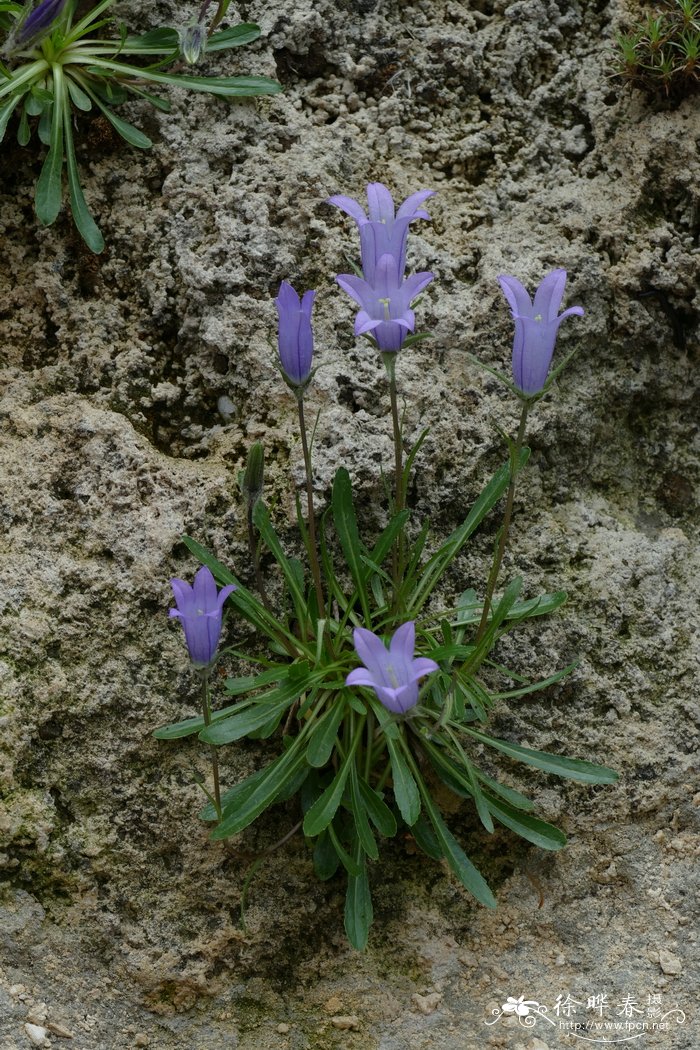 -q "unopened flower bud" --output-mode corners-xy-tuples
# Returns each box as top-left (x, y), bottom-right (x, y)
(241, 441), (264, 507)
(179, 21), (206, 65)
